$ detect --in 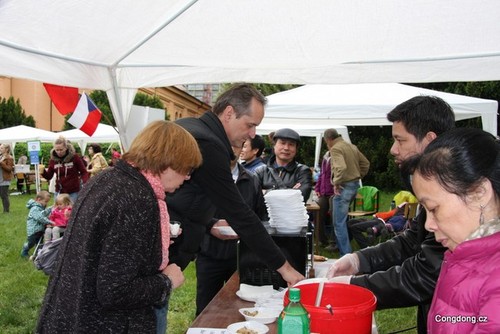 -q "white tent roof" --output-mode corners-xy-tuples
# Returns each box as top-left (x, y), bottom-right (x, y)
(1, 0), (500, 147)
(264, 83), (498, 136)
(0, 125), (57, 144)
(57, 124), (120, 152)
